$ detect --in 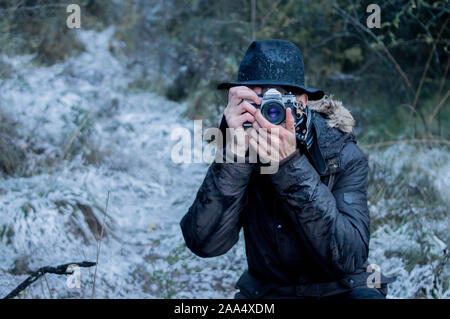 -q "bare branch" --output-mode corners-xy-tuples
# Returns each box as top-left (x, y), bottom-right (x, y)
(3, 261), (96, 299)
(260, 0), (282, 27)
(429, 90), (450, 126)
(332, 2), (414, 92)
(412, 17), (449, 112)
